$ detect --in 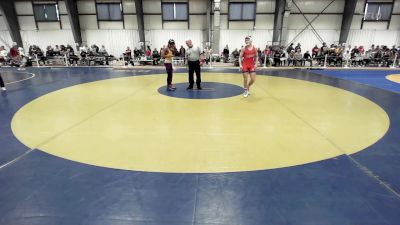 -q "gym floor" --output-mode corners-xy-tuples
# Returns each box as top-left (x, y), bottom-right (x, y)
(0, 67), (400, 225)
